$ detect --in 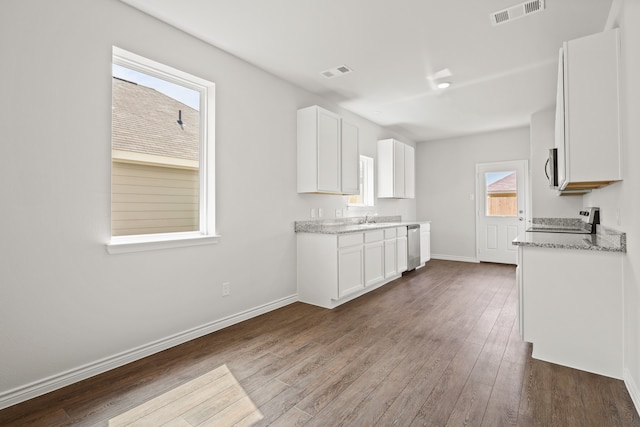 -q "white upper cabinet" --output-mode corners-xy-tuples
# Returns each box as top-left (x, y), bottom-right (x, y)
(341, 120), (360, 195)
(377, 138), (415, 198)
(297, 106), (359, 195)
(555, 29), (622, 191)
(404, 145), (415, 198)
